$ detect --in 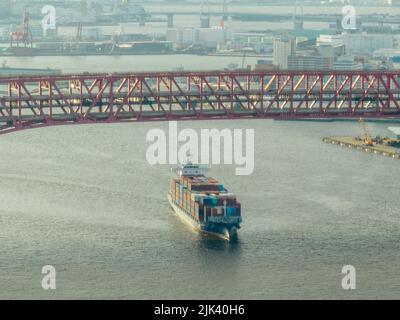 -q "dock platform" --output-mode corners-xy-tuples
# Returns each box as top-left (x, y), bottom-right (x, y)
(323, 136), (400, 160)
